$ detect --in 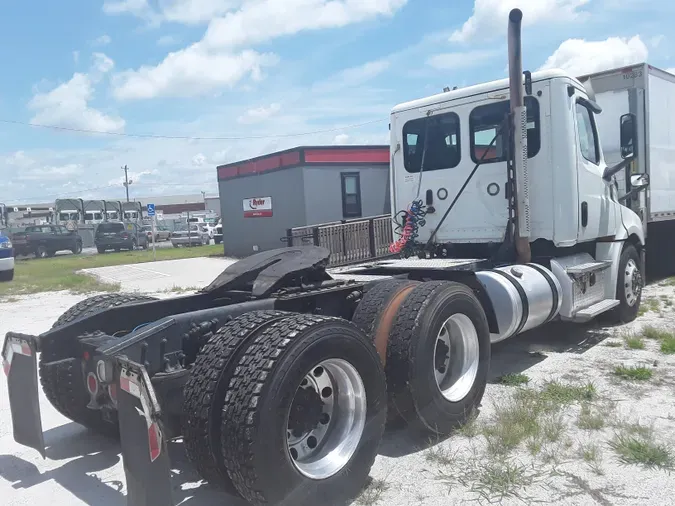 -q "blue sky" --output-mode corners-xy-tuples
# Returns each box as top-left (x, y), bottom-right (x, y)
(1, 0), (674, 204)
